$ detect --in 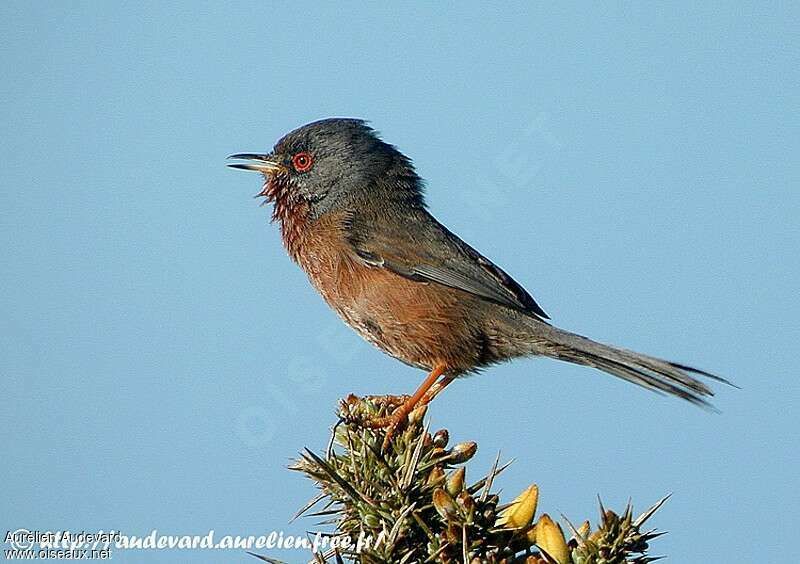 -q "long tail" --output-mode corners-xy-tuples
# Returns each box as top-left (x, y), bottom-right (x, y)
(531, 324), (733, 408)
